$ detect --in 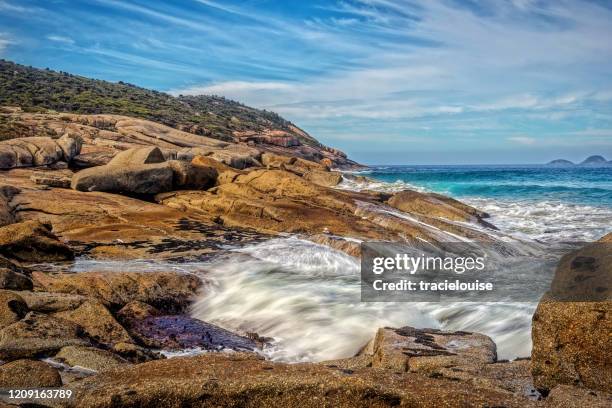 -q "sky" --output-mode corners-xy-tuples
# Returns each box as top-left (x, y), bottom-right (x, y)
(1, 0), (612, 164)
